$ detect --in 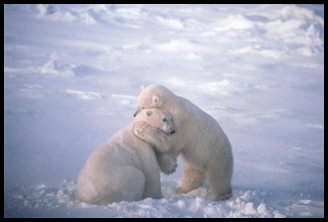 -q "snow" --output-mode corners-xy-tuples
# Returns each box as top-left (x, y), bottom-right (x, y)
(4, 4), (324, 218)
